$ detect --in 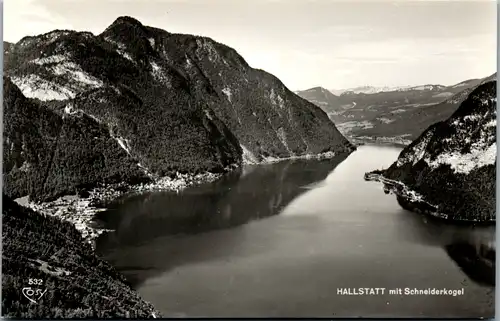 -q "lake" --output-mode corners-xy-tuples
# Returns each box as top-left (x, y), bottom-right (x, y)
(94, 145), (495, 318)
